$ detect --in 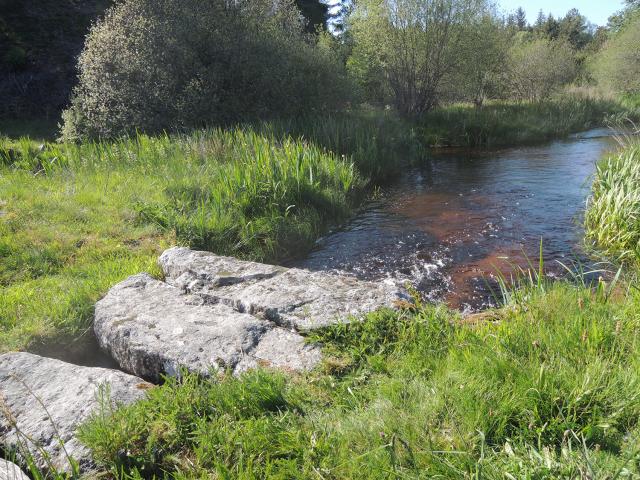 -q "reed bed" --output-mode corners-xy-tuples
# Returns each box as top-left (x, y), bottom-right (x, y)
(420, 96), (625, 147)
(585, 136), (640, 264)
